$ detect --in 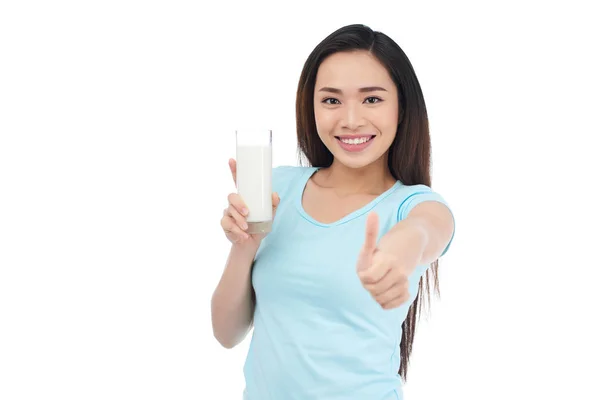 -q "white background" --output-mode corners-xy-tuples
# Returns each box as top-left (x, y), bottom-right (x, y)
(1, 1), (599, 399)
